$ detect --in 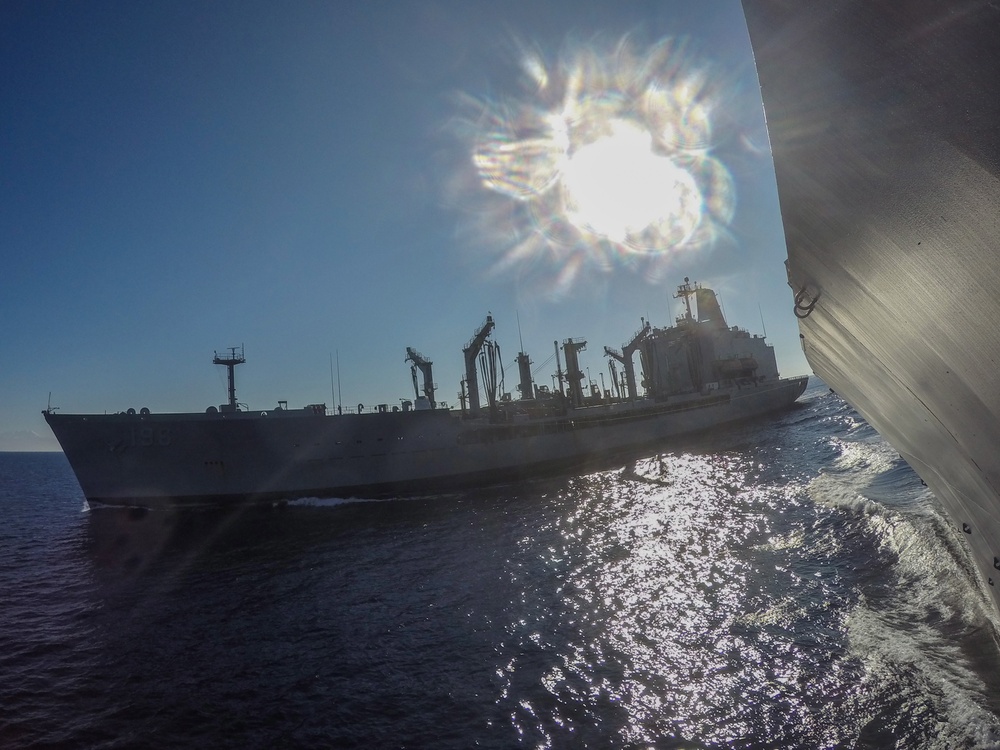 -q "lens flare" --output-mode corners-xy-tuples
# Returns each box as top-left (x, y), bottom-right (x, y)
(454, 35), (736, 296)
